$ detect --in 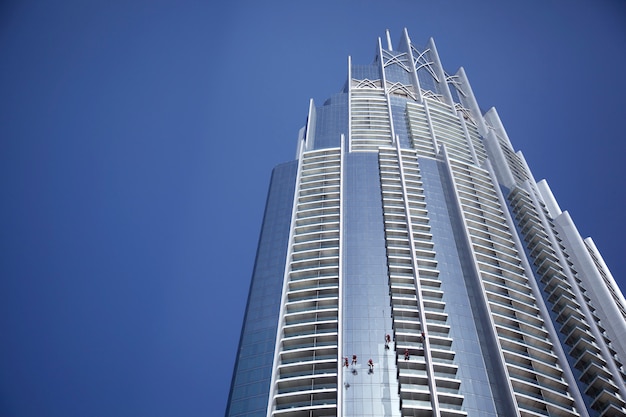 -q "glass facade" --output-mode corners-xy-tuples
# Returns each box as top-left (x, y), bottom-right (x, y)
(226, 29), (626, 417)
(342, 152), (398, 417)
(226, 162), (298, 417)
